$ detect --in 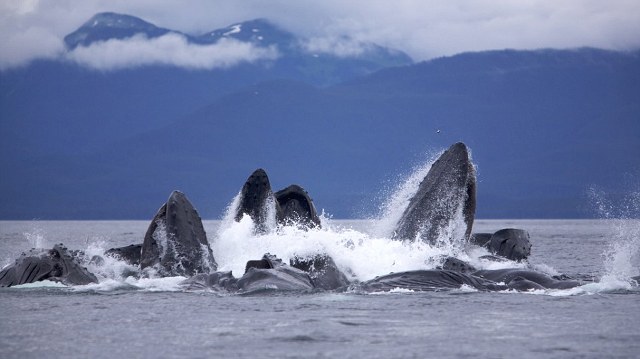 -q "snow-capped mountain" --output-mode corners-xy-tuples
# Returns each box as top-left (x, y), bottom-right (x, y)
(194, 19), (296, 47)
(64, 12), (175, 49)
(63, 12), (412, 72)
